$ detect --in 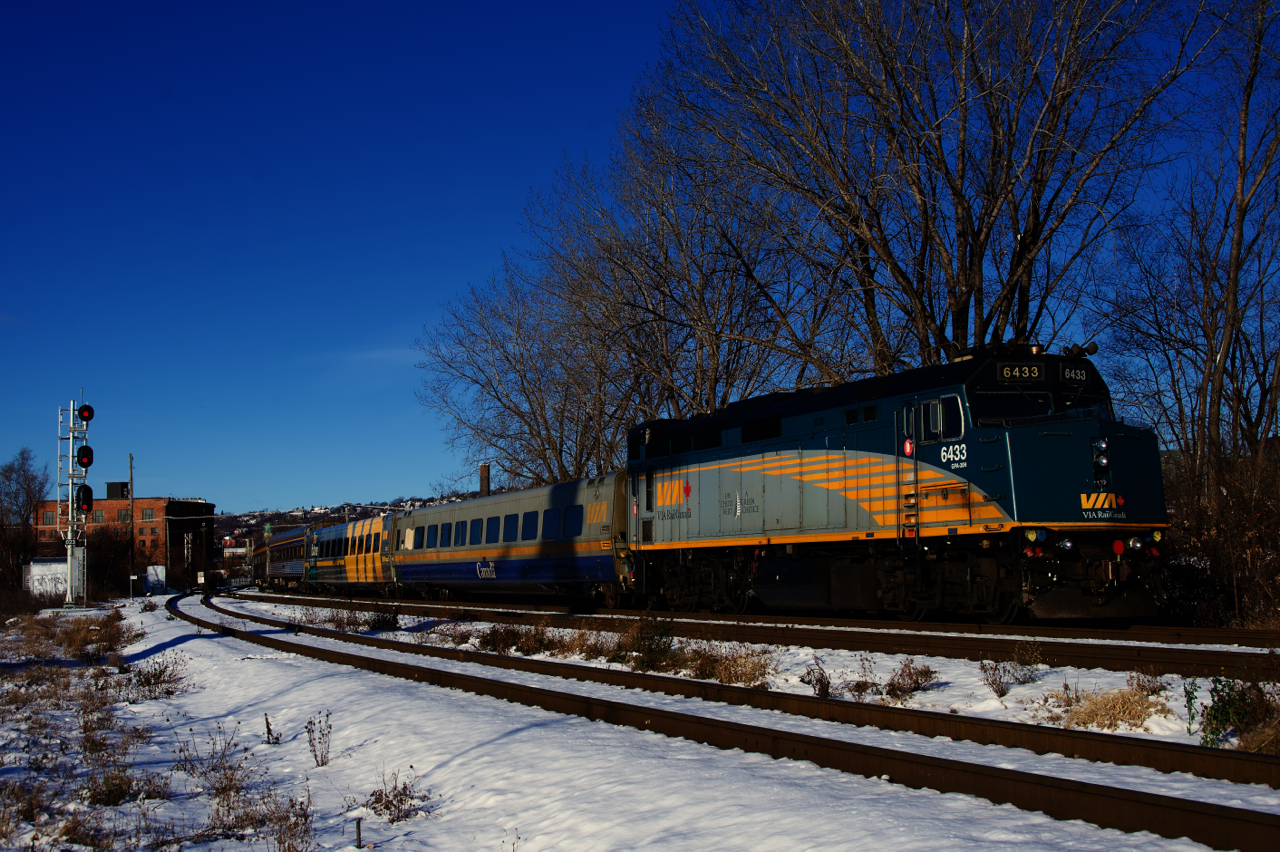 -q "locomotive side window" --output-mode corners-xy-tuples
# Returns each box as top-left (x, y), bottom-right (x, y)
(503, 514), (519, 542)
(365, 533), (373, 553)
(356, 536), (363, 555)
(901, 404), (915, 438)
(469, 519), (483, 546)
(425, 525), (437, 548)
(563, 505), (584, 538)
(440, 522), (452, 547)
(542, 507), (561, 540)
(521, 511), (538, 540)
(372, 532), (380, 553)
(941, 396), (964, 440)
(863, 405), (877, 422)
(844, 408), (860, 425)
(921, 400), (941, 443)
